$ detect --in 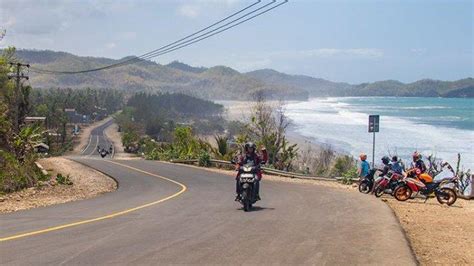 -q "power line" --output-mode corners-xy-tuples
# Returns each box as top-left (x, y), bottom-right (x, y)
(140, 1), (287, 60)
(31, 0), (262, 74)
(31, 0), (287, 75)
